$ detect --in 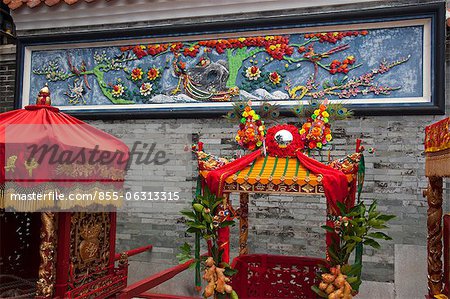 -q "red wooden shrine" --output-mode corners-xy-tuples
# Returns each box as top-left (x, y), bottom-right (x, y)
(0, 86), (153, 299)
